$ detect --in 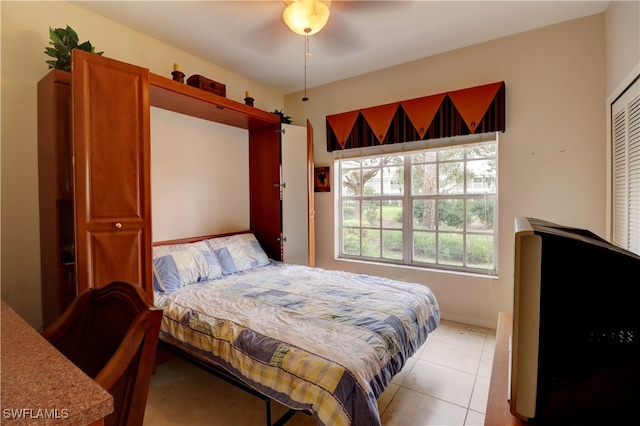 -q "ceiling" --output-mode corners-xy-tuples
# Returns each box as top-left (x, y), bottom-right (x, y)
(72, 1), (610, 94)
